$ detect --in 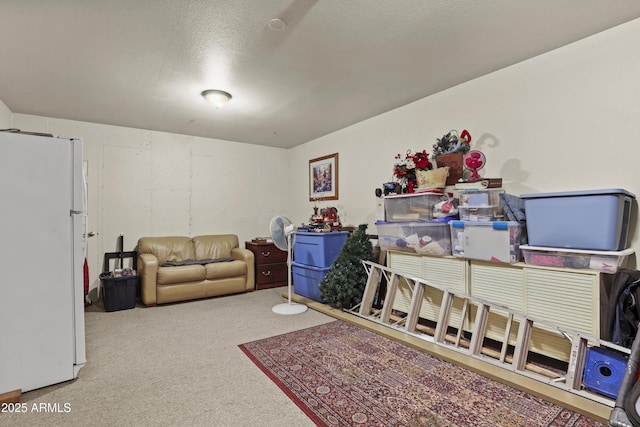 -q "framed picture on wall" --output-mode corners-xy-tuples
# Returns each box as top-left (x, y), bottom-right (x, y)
(309, 153), (338, 201)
